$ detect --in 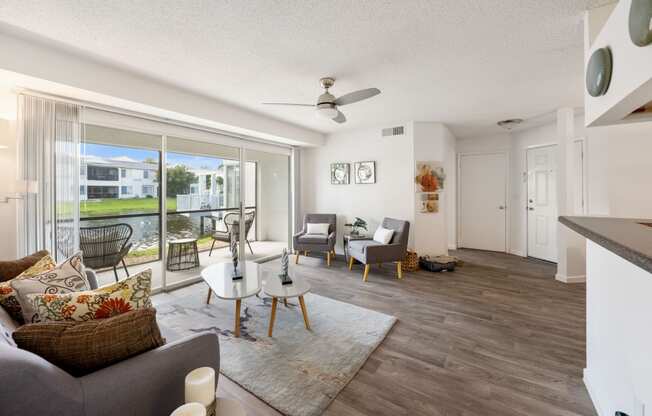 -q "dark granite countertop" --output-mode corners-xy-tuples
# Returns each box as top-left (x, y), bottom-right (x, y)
(559, 216), (652, 274)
